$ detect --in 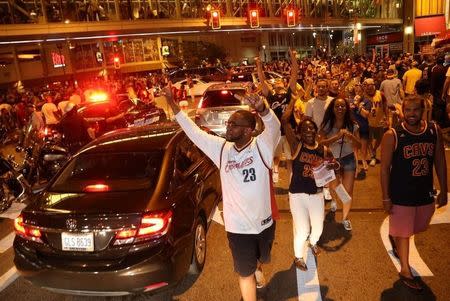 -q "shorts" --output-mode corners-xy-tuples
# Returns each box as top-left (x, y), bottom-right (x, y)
(389, 203), (435, 238)
(227, 222), (276, 277)
(275, 136), (292, 160)
(369, 126), (385, 141)
(338, 153), (356, 172)
(359, 126), (369, 140)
